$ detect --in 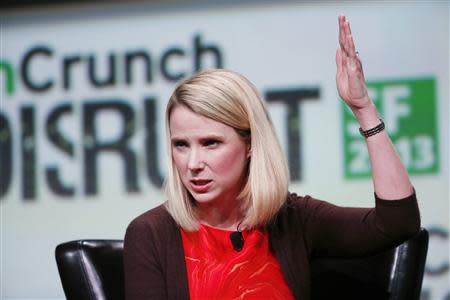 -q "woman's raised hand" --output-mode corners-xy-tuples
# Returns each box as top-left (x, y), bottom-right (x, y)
(336, 15), (371, 112)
